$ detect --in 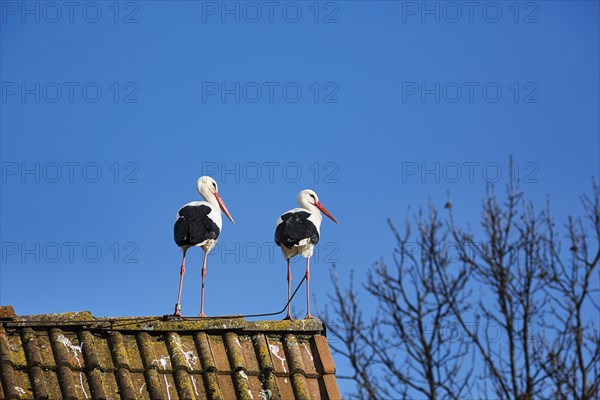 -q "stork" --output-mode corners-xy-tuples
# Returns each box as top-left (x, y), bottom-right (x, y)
(275, 189), (338, 319)
(173, 176), (234, 317)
